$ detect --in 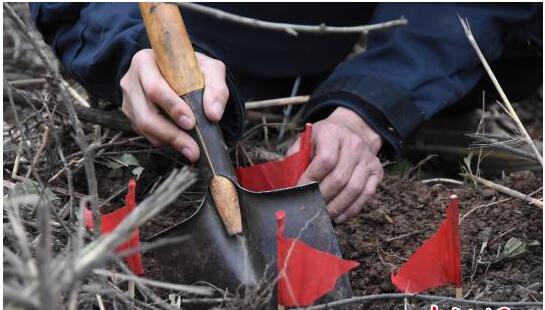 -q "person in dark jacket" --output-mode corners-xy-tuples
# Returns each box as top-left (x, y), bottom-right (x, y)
(29, 3), (542, 223)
